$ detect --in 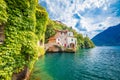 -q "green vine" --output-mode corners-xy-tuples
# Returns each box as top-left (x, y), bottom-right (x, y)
(0, 0), (48, 80)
